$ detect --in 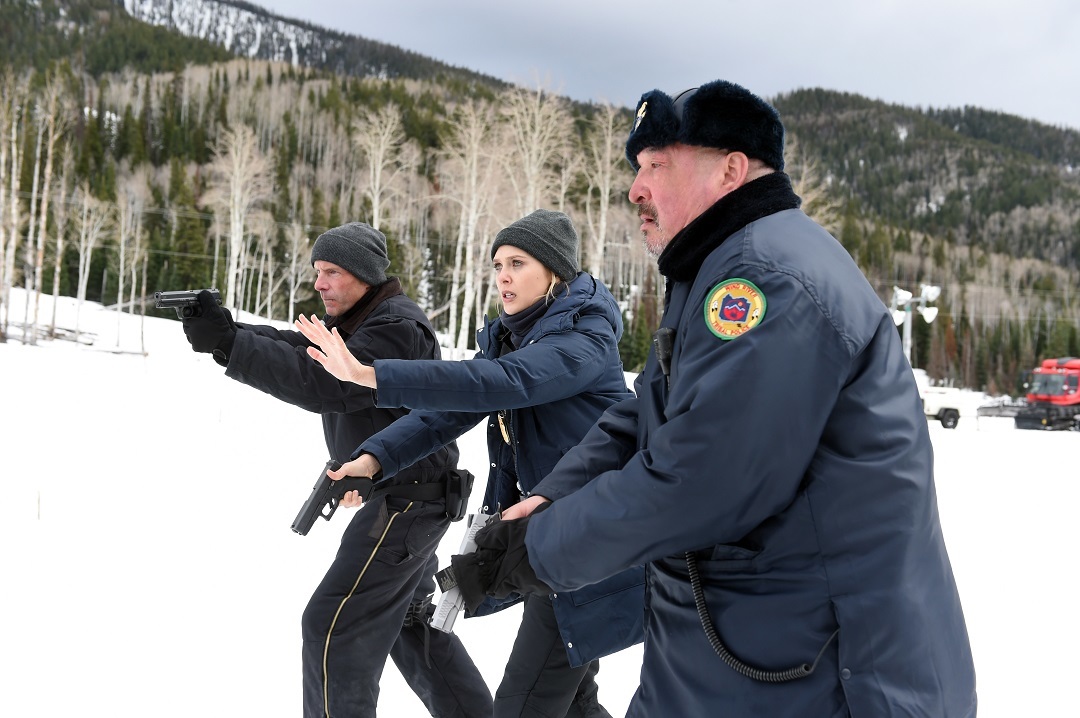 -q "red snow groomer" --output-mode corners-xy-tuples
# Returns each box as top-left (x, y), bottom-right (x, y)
(1015, 357), (1080, 430)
